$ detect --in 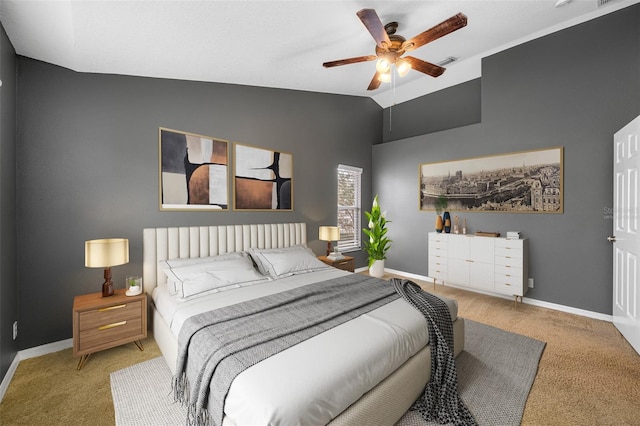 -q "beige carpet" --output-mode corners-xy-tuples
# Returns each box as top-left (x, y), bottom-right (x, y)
(1, 275), (639, 425)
